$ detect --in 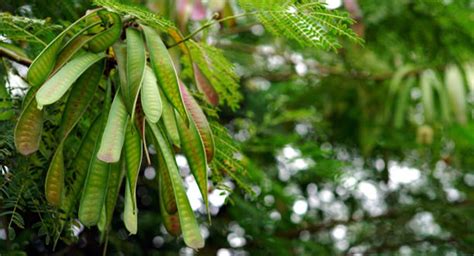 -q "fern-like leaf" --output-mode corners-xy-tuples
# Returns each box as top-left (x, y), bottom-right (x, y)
(184, 41), (242, 110)
(93, 0), (174, 30)
(239, 0), (361, 50)
(0, 13), (62, 46)
(209, 122), (252, 194)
